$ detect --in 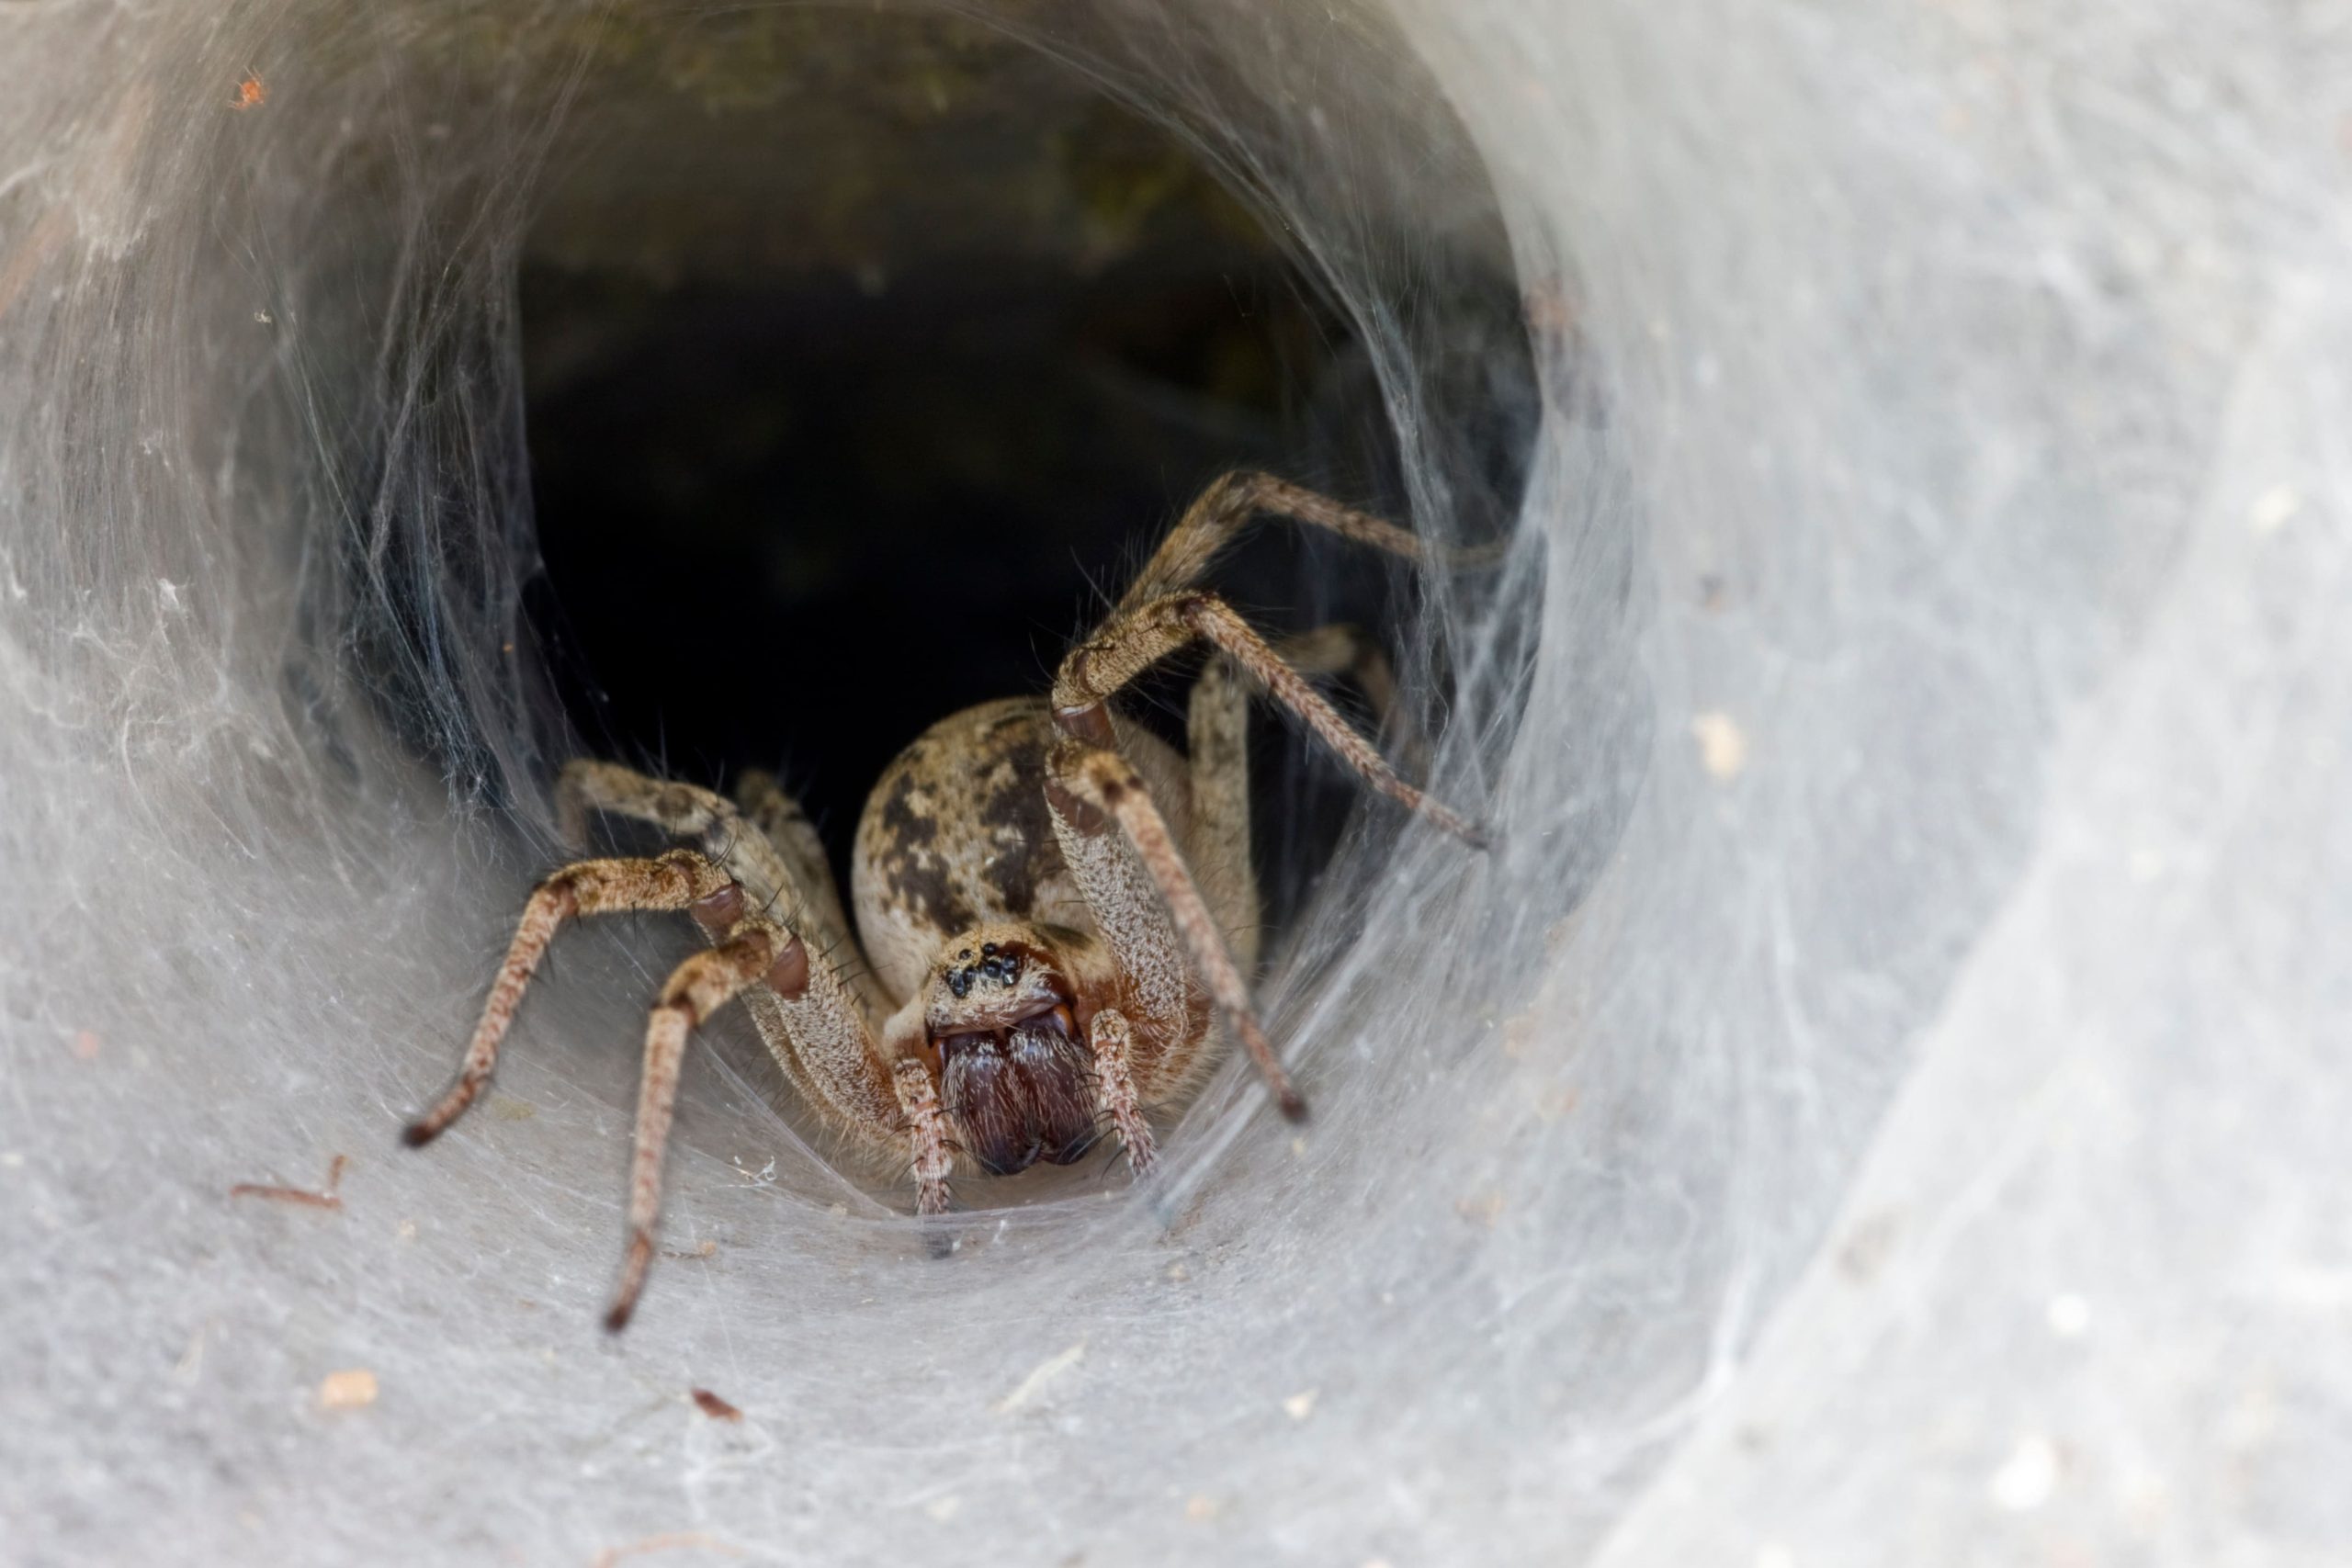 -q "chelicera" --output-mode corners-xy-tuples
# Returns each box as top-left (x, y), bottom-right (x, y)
(405, 471), (1487, 1327)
